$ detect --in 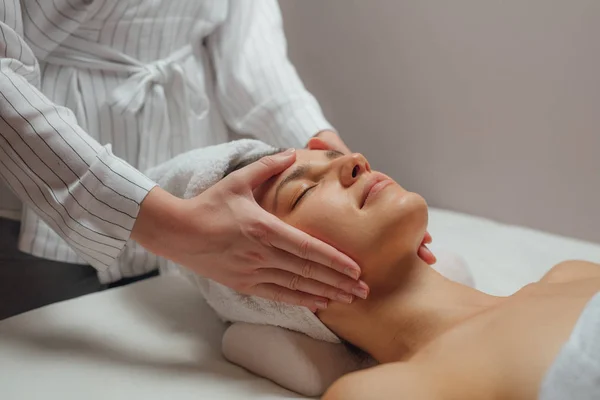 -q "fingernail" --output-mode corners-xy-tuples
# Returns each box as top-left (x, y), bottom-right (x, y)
(352, 286), (368, 300)
(315, 300), (328, 310)
(282, 148), (295, 155)
(337, 293), (354, 304)
(344, 267), (360, 280)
